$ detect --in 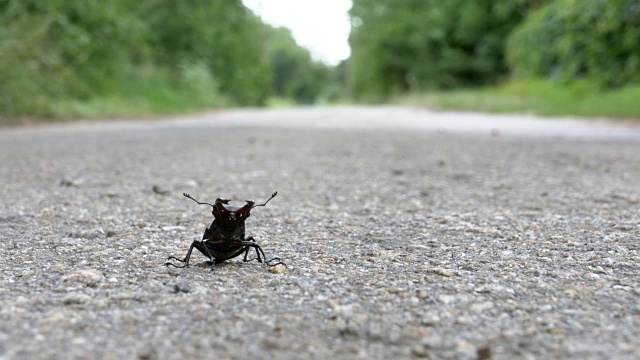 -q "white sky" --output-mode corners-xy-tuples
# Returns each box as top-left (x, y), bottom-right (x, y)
(242, 0), (352, 65)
